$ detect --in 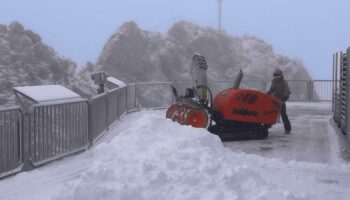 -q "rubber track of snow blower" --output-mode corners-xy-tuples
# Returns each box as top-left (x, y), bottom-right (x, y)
(208, 125), (269, 141)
